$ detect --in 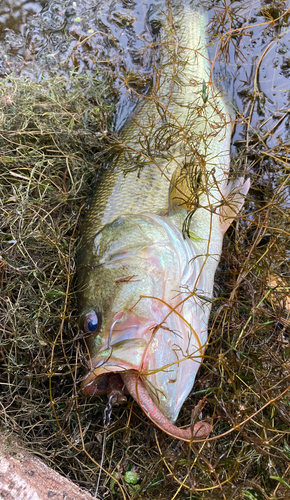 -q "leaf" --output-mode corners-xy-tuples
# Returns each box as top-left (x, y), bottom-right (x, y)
(196, 294), (213, 304)
(68, 117), (75, 131)
(45, 290), (65, 298)
(270, 476), (290, 489)
(124, 471), (139, 484)
(243, 492), (257, 500)
(282, 441), (290, 459)
(188, 230), (206, 242)
(202, 79), (208, 104)
(243, 490), (265, 500)
(109, 472), (119, 493)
